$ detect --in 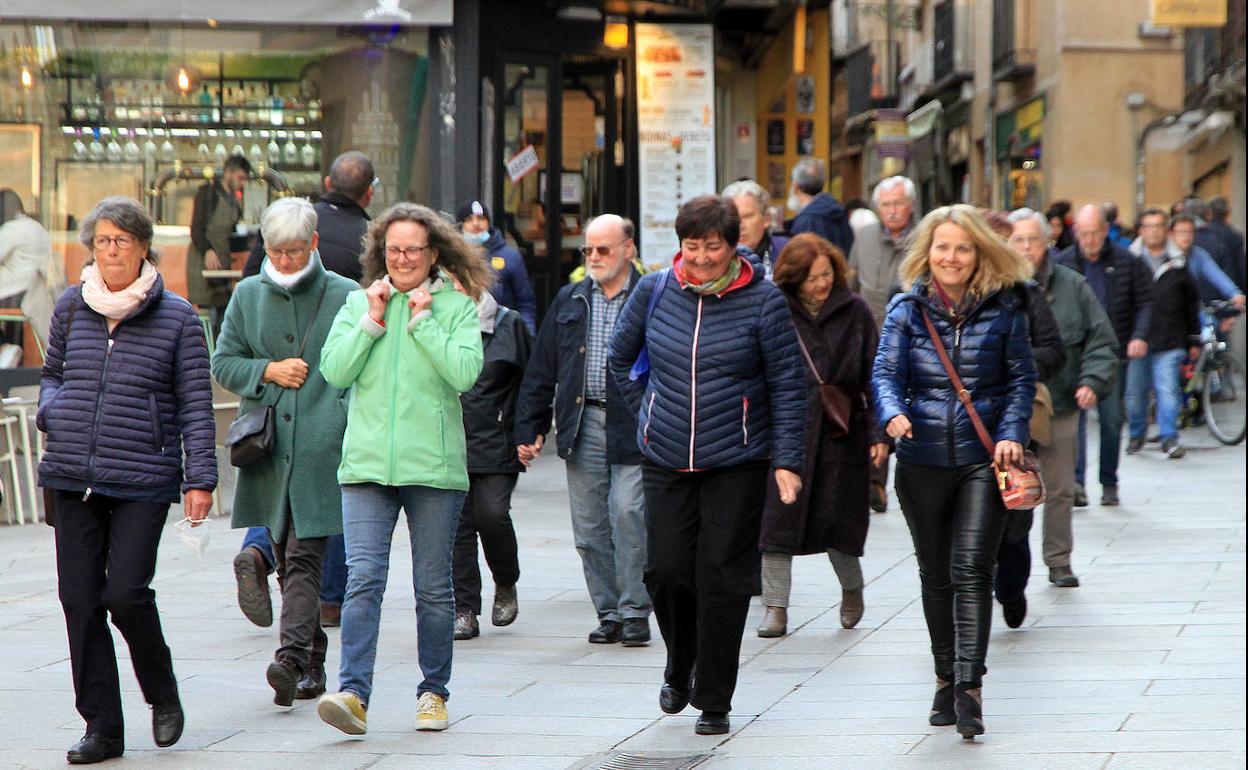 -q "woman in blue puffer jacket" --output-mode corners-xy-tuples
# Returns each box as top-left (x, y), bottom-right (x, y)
(871, 204), (1036, 740)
